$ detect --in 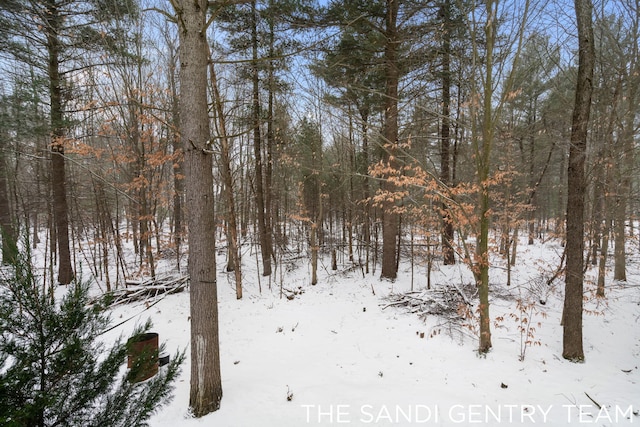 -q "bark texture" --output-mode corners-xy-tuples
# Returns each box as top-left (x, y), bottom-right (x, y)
(175, 0), (223, 415)
(563, 0), (594, 362)
(47, 0), (74, 285)
(0, 154), (17, 264)
(252, 0), (273, 276)
(381, 0), (400, 280)
(440, 0), (456, 266)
